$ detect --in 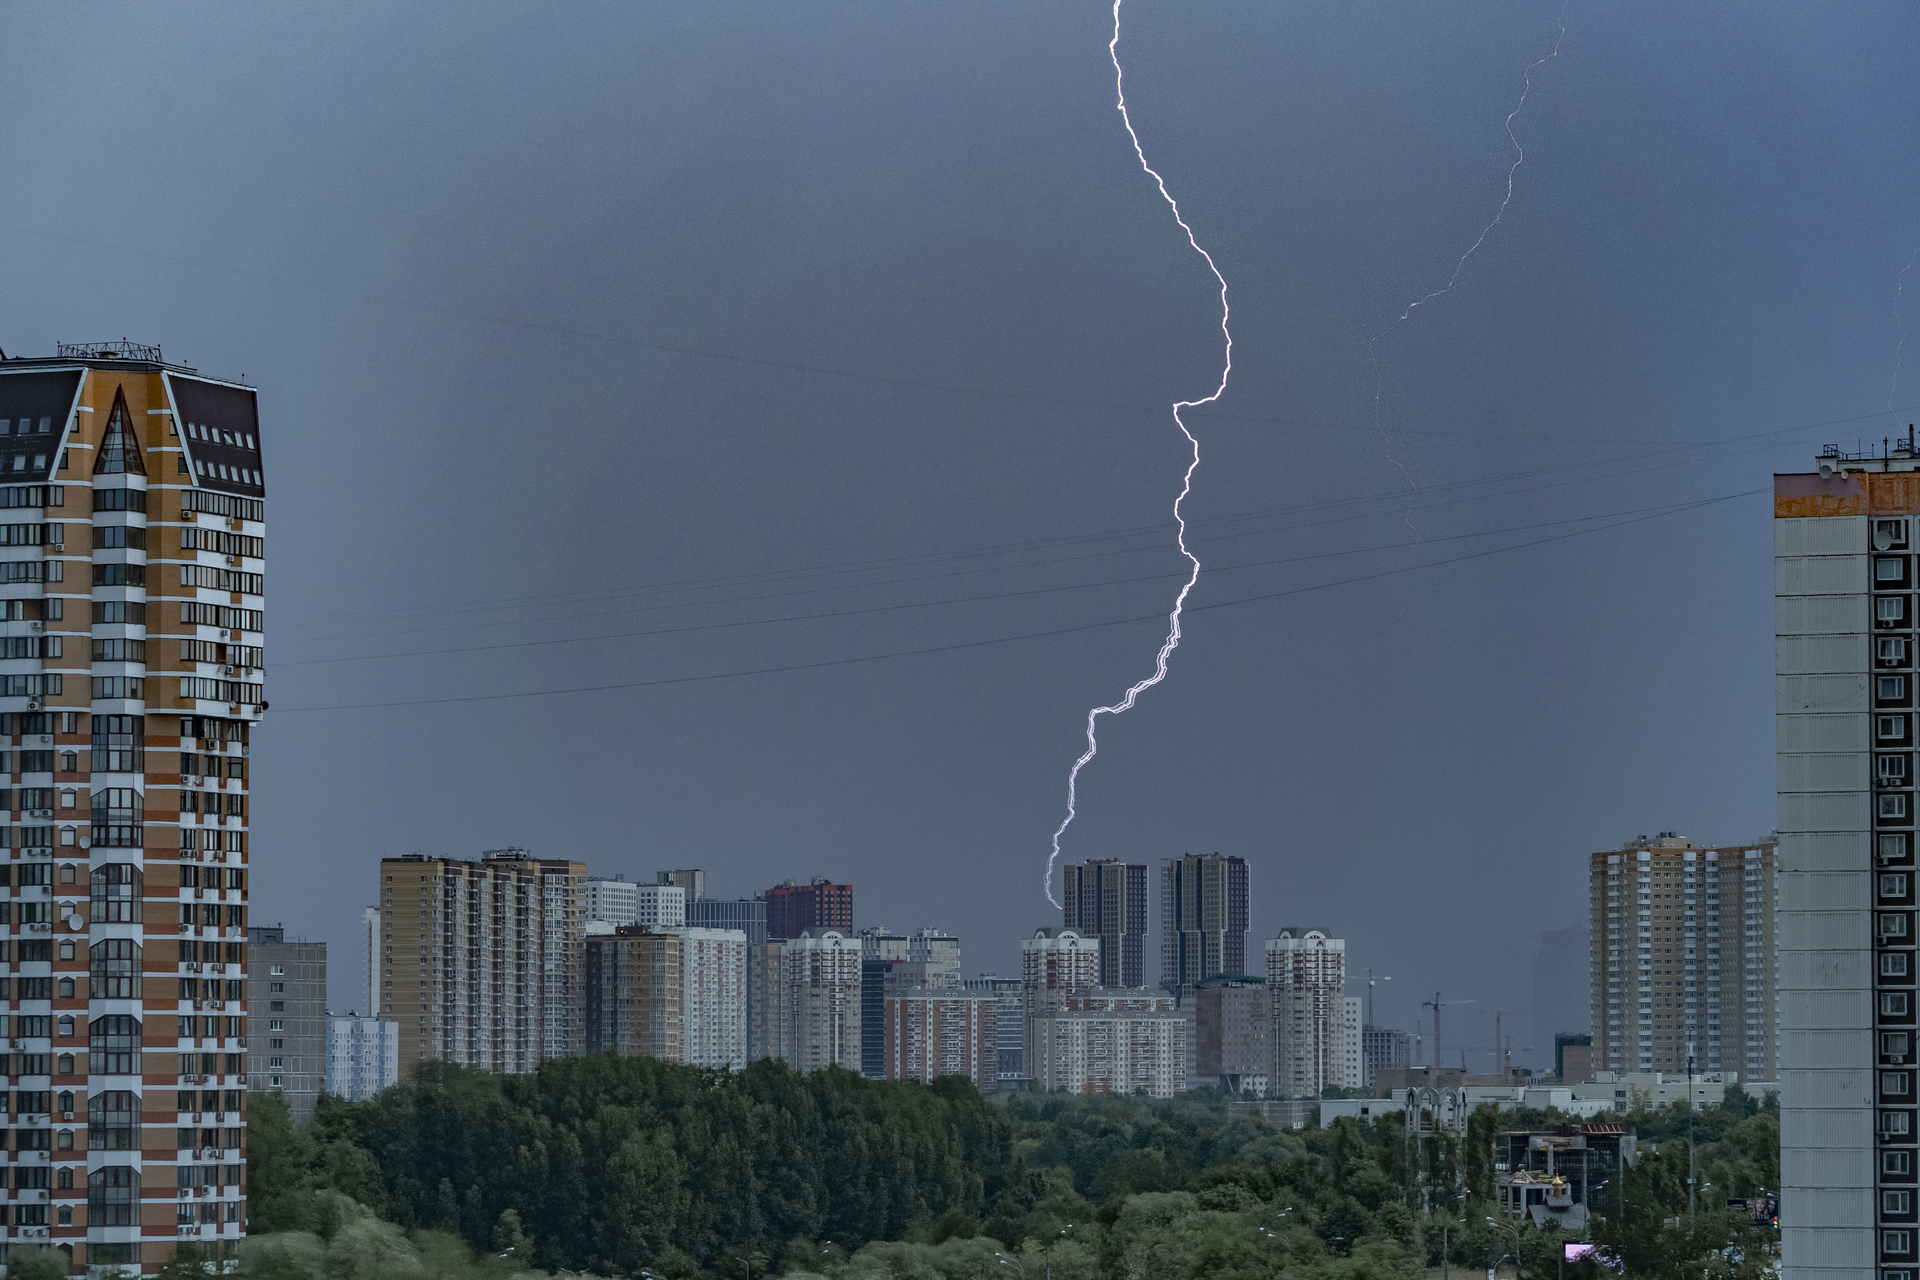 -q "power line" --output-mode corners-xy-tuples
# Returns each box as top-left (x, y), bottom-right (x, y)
(272, 493), (1746, 669)
(268, 485), (1765, 713)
